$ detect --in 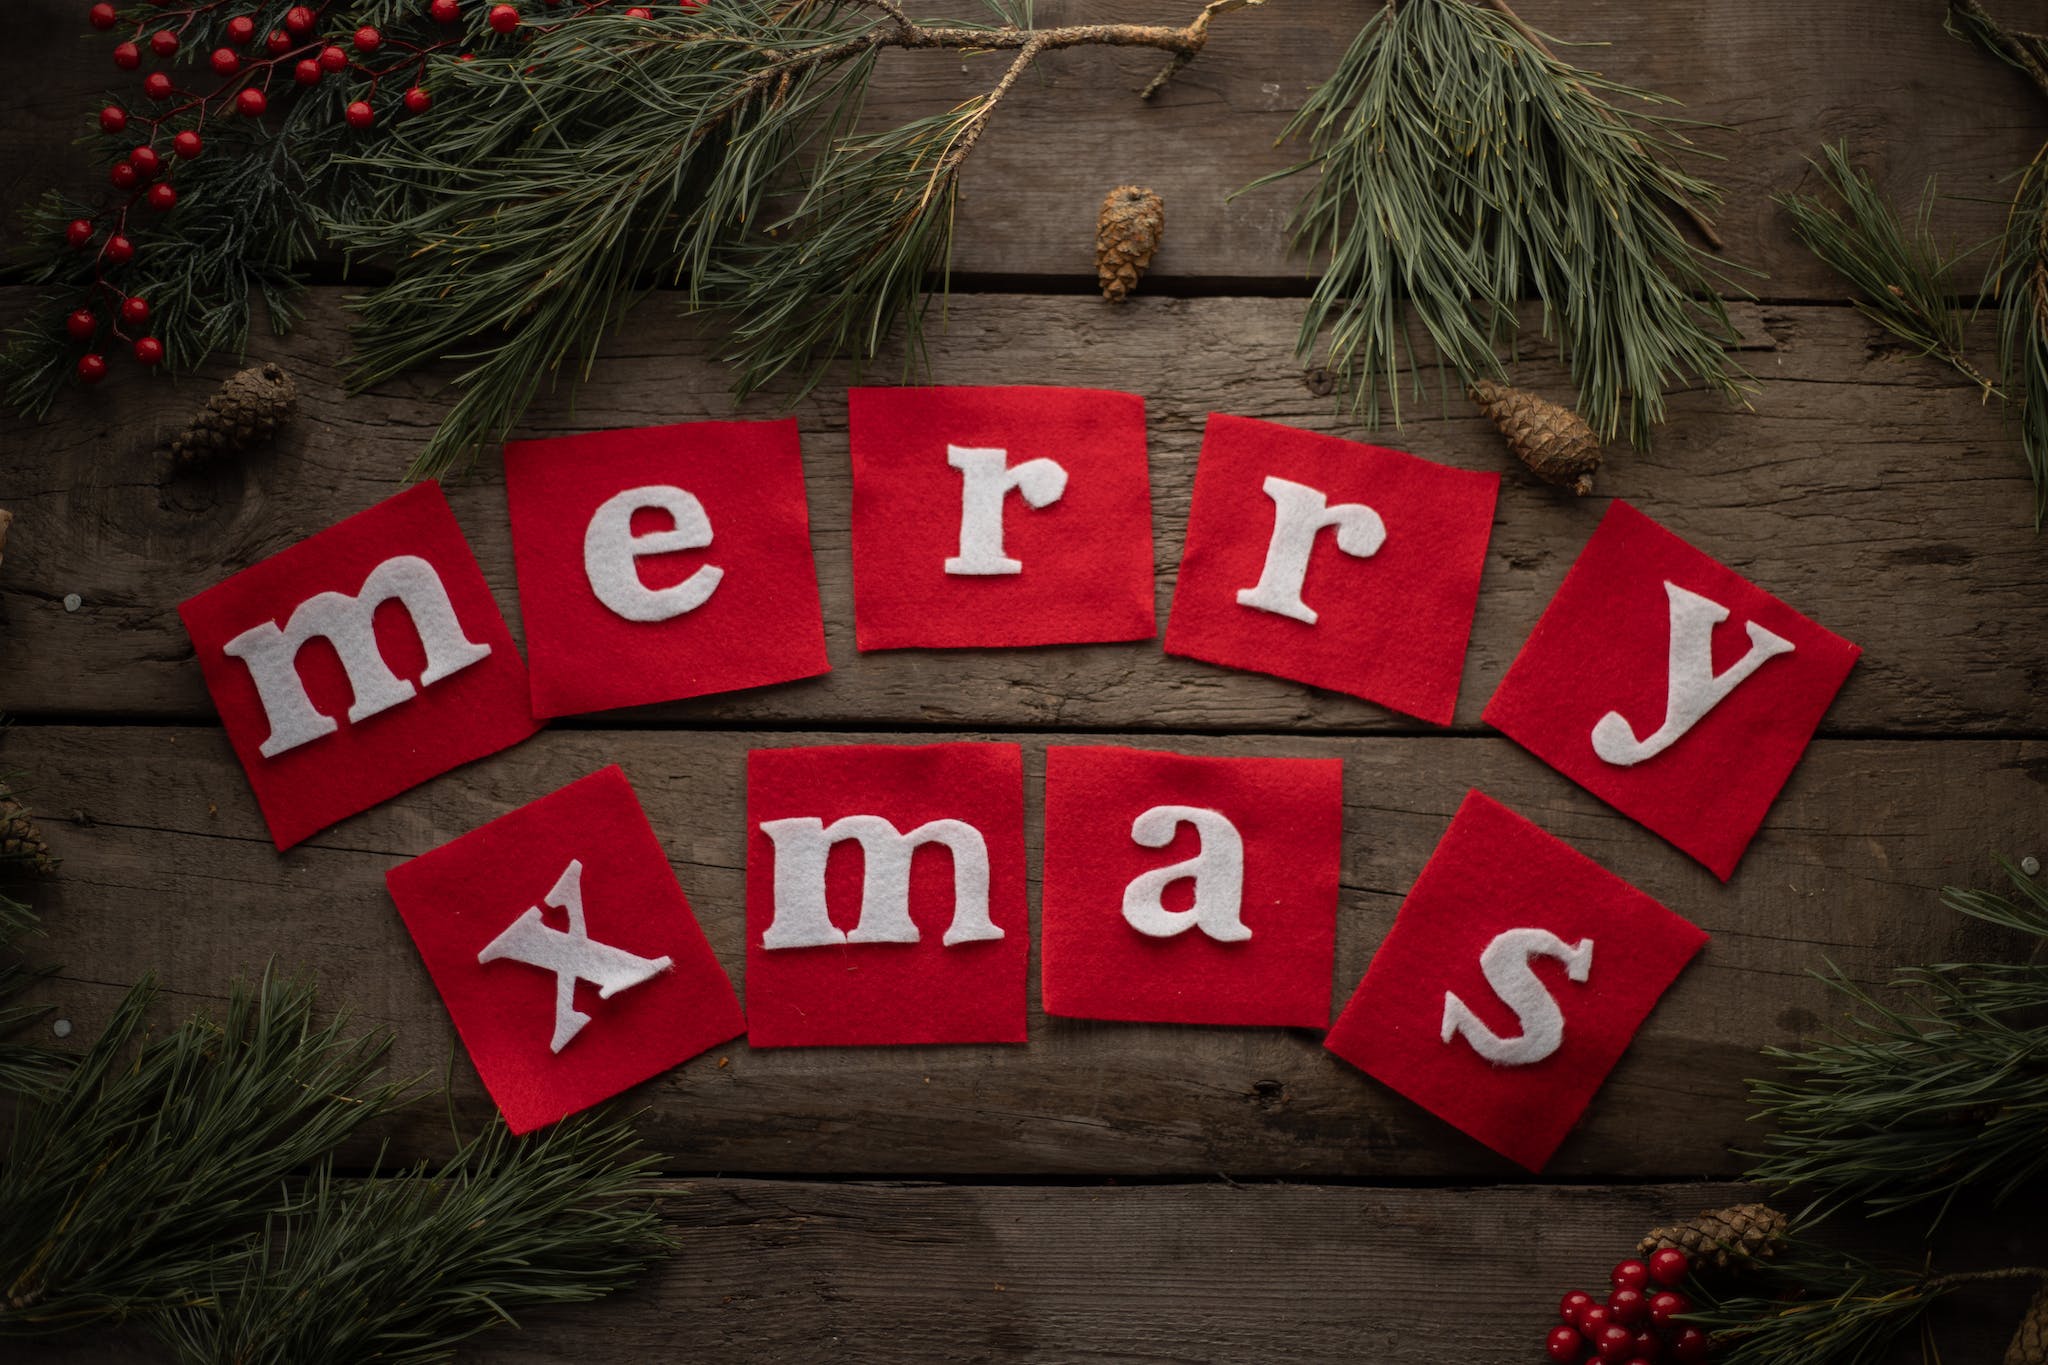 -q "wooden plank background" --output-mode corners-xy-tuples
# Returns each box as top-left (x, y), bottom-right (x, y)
(4, 0), (2046, 1361)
